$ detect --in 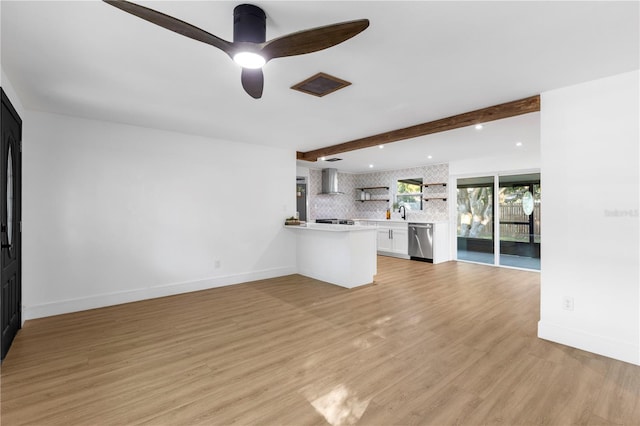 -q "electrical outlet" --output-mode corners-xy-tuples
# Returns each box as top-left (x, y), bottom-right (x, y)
(214, 260), (221, 269)
(562, 296), (574, 311)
